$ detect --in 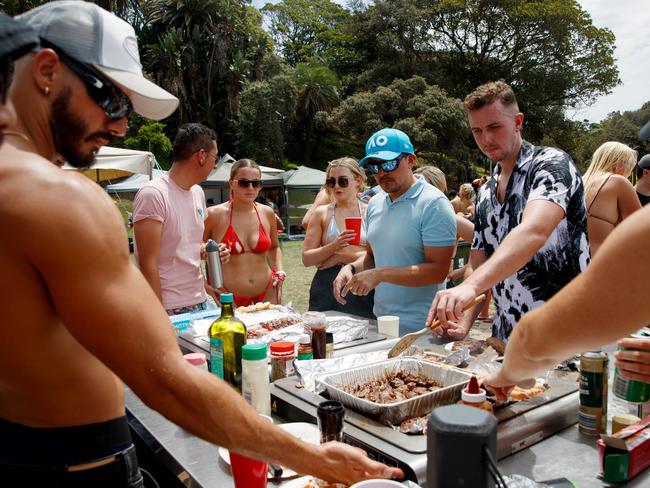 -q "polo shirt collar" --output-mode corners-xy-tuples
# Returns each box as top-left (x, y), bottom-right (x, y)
(383, 176), (424, 205)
